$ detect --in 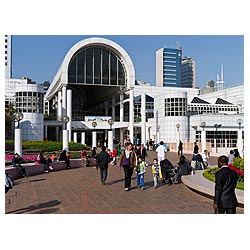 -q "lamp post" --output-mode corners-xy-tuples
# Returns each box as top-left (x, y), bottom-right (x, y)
(214, 123), (222, 153)
(237, 119), (243, 156)
(14, 112), (24, 156)
(108, 119), (114, 151)
(200, 121), (206, 153)
(92, 121), (97, 148)
(176, 123), (180, 151)
(62, 116), (70, 151)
